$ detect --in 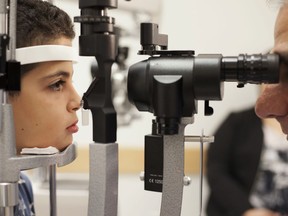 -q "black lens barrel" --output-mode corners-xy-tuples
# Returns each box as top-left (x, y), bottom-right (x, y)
(221, 53), (279, 84)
